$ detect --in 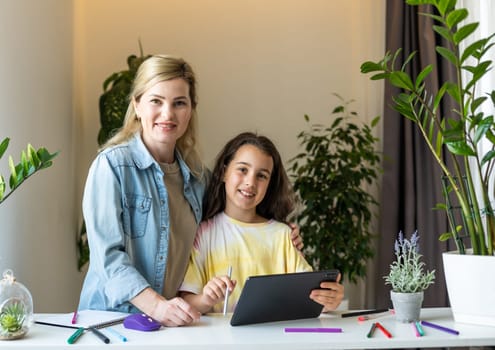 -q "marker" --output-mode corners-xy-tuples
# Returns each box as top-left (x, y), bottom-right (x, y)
(71, 311), (78, 324)
(415, 321), (424, 336)
(89, 326), (110, 344)
(284, 327), (343, 333)
(421, 320), (459, 335)
(366, 323), (376, 338)
(412, 322), (421, 337)
(342, 309), (389, 318)
(375, 322), (392, 338)
(67, 327), (85, 344)
(223, 266), (232, 316)
(106, 327), (127, 342)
